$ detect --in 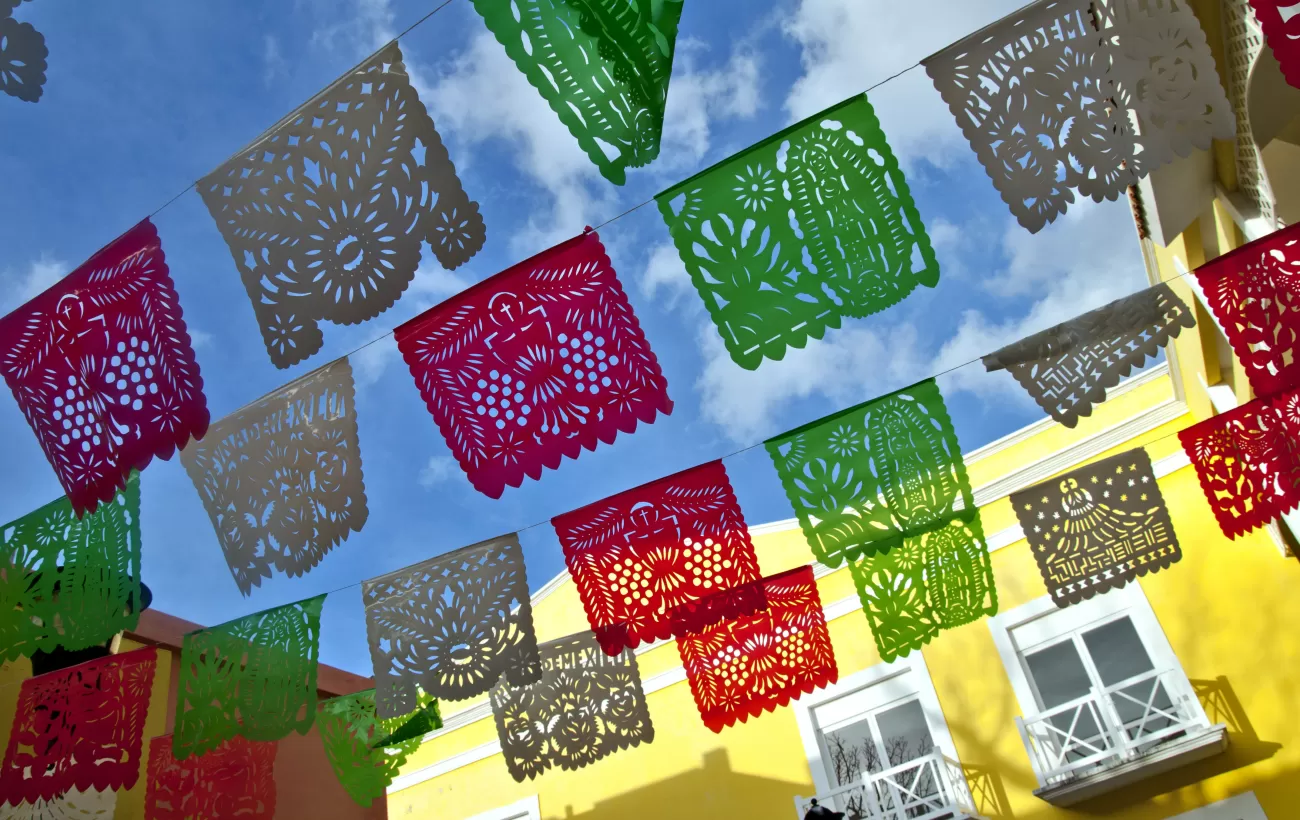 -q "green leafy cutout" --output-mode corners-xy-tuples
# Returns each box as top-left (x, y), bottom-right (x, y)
(173, 594), (326, 760)
(319, 689), (442, 806)
(766, 379), (972, 567)
(0, 473), (143, 662)
(848, 511), (998, 663)
(657, 94), (939, 369)
(470, 0), (684, 185)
